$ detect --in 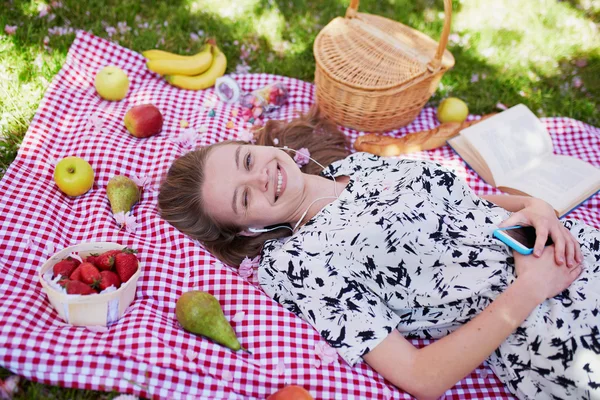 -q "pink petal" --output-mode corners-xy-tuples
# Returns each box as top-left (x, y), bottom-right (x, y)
(232, 311), (245, 323)
(84, 325), (109, 333)
(45, 243), (56, 256)
(310, 358), (321, 369)
(185, 350), (198, 362)
(4, 25), (17, 35)
(275, 360), (286, 376)
(222, 371), (233, 382)
(495, 102), (508, 111)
